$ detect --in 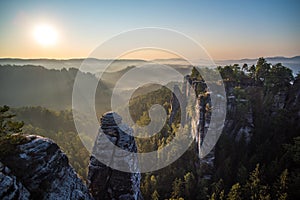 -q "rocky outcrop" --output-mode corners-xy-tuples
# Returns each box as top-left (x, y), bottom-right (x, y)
(88, 112), (143, 200)
(0, 162), (30, 200)
(171, 75), (255, 179)
(0, 135), (92, 200)
(170, 75), (215, 179)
